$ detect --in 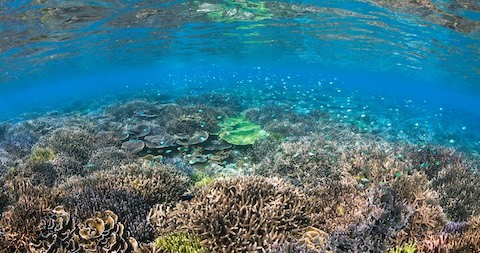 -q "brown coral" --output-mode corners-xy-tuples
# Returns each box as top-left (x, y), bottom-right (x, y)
(297, 227), (331, 252)
(419, 215), (480, 252)
(0, 186), (64, 251)
(431, 163), (480, 221)
(45, 128), (96, 164)
(29, 206), (77, 252)
(88, 147), (134, 171)
(61, 161), (190, 241)
(76, 210), (133, 252)
(309, 180), (369, 233)
(256, 136), (343, 191)
(391, 171), (446, 245)
(149, 176), (322, 252)
(29, 206), (148, 253)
